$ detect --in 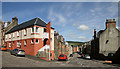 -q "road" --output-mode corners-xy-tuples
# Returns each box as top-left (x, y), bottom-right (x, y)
(2, 51), (120, 67)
